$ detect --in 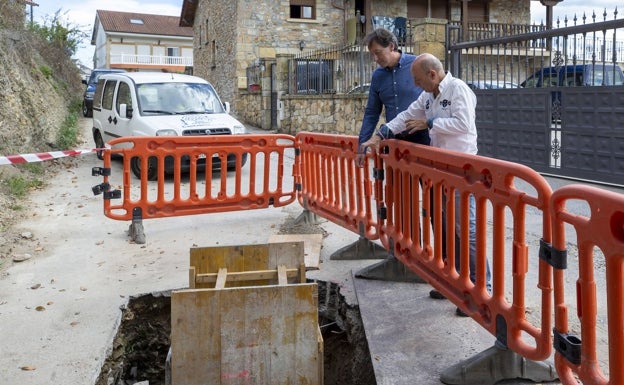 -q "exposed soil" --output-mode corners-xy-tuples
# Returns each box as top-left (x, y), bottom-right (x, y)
(95, 216), (375, 385)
